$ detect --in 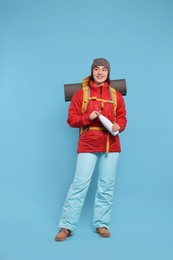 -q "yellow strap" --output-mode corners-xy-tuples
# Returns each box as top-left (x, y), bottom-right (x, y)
(82, 86), (89, 114)
(89, 97), (114, 109)
(89, 97), (114, 103)
(80, 126), (105, 135)
(82, 84), (117, 115)
(109, 87), (117, 115)
(106, 133), (110, 153)
(88, 127), (105, 131)
(81, 77), (90, 114)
